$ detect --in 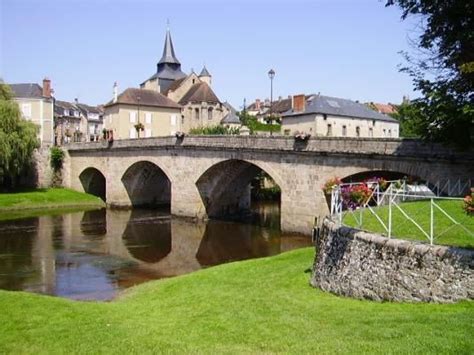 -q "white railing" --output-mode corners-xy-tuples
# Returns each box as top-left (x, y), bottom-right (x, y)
(432, 178), (471, 197)
(330, 180), (473, 245)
